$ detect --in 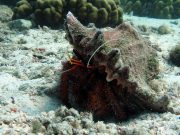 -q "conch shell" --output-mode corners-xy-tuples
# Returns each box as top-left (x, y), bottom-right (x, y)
(60, 12), (169, 120)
